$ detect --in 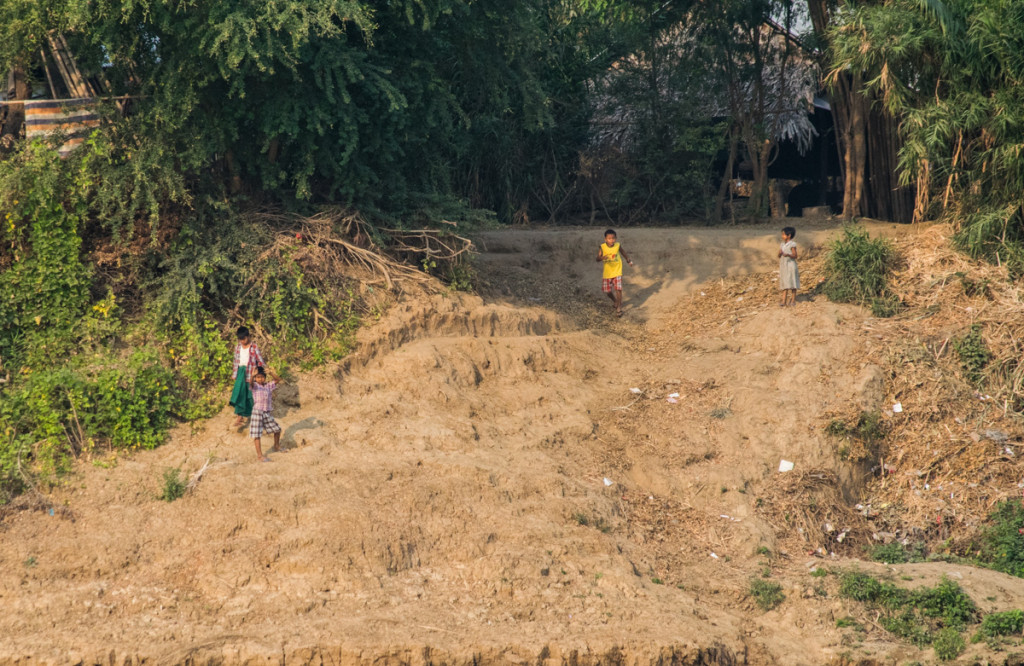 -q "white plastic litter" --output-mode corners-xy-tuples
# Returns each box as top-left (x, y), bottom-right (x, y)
(668, 392), (680, 398)
(710, 552), (719, 559)
(666, 397), (679, 404)
(629, 387), (642, 394)
(603, 477), (613, 487)
(892, 402), (903, 413)
(778, 459), (795, 473)
(700, 291), (706, 297)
